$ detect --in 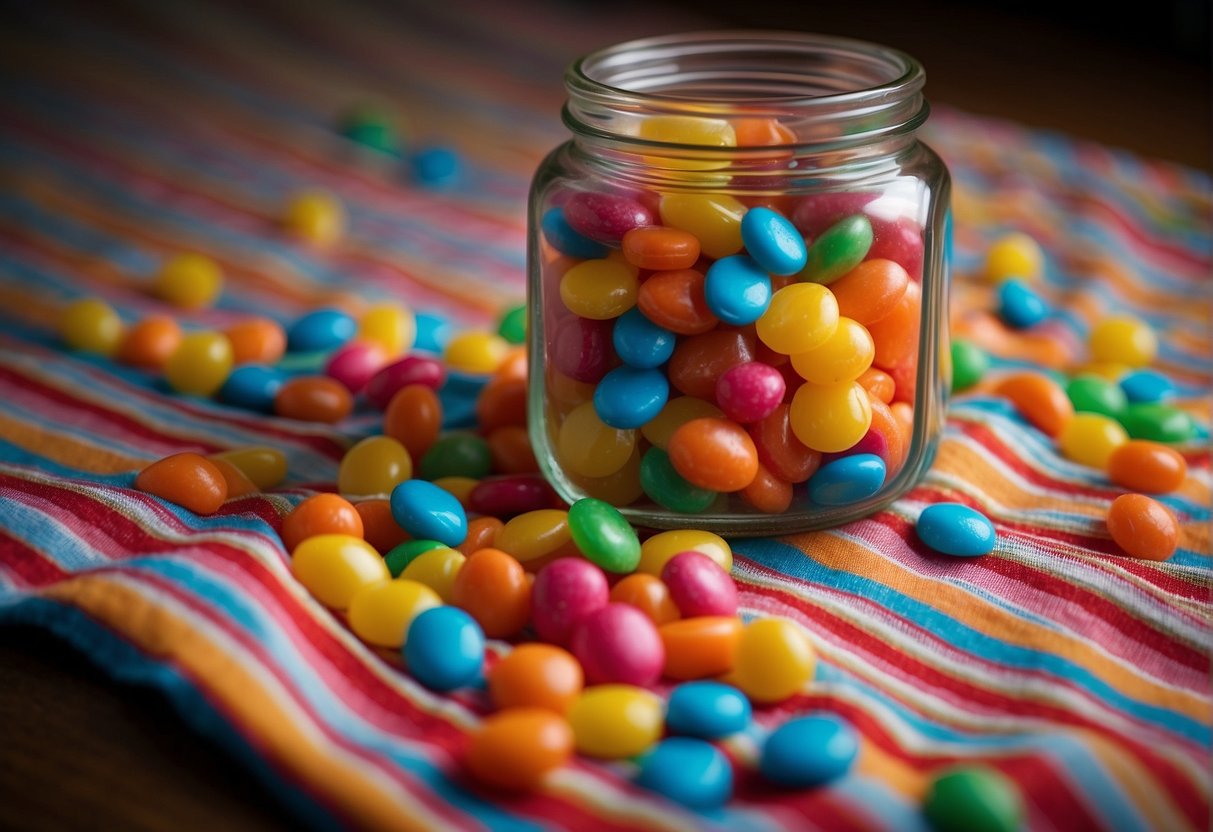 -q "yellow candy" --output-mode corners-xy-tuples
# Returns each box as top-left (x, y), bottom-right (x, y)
(291, 533), (389, 609)
(559, 259), (638, 320)
(398, 547), (466, 602)
(640, 396), (724, 450)
(730, 617), (815, 704)
(337, 435), (412, 497)
(347, 579), (441, 647)
(658, 193), (746, 259)
(1058, 412), (1129, 469)
(557, 400), (636, 478)
(60, 298), (124, 355)
(567, 446), (645, 507)
(1088, 316), (1157, 368)
(432, 476), (479, 507)
(152, 253), (224, 309)
(444, 330), (509, 374)
(789, 381), (873, 453)
(790, 316), (875, 384)
(638, 529), (733, 575)
(985, 232), (1043, 282)
(209, 446), (288, 489)
(1071, 361), (1131, 383)
(637, 115), (736, 177)
(284, 190), (345, 246)
(164, 331), (234, 397)
(495, 509), (571, 562)
(359, 303), (416, 358)
(756, 283), (840, 355)
(567, 684), (664, 759)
